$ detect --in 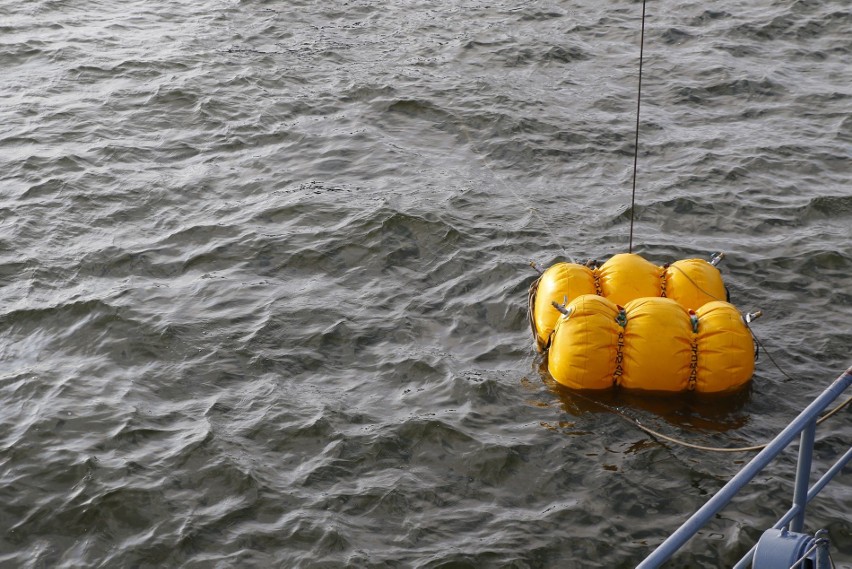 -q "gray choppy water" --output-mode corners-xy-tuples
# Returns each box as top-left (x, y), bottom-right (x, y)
(1, 0), (850, 567)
